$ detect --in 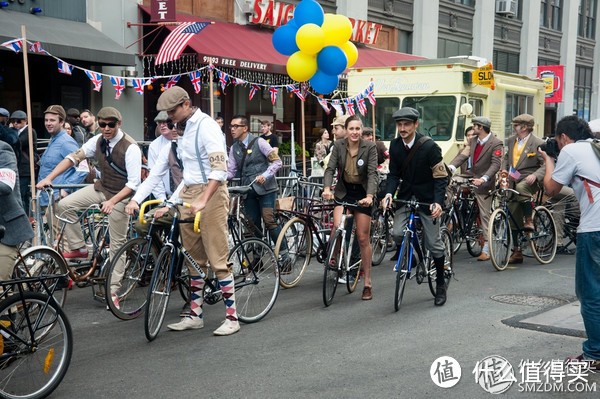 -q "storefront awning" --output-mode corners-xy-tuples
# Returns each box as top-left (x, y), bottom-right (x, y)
(0, 10), (136, 65)
(140, 6), (422, 74)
